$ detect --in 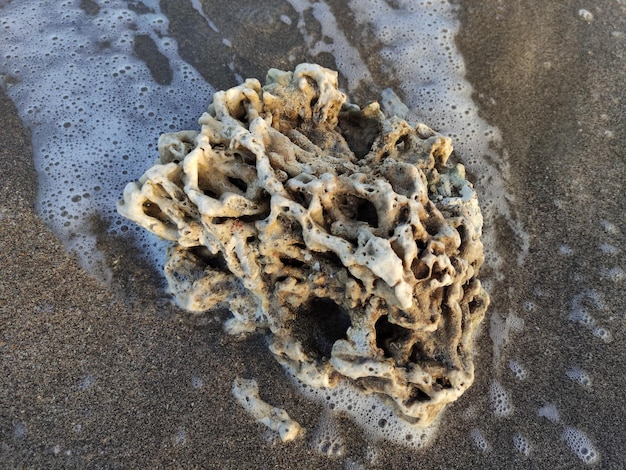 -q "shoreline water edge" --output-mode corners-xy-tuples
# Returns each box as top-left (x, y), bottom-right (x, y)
(1, 0), (624, 468)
